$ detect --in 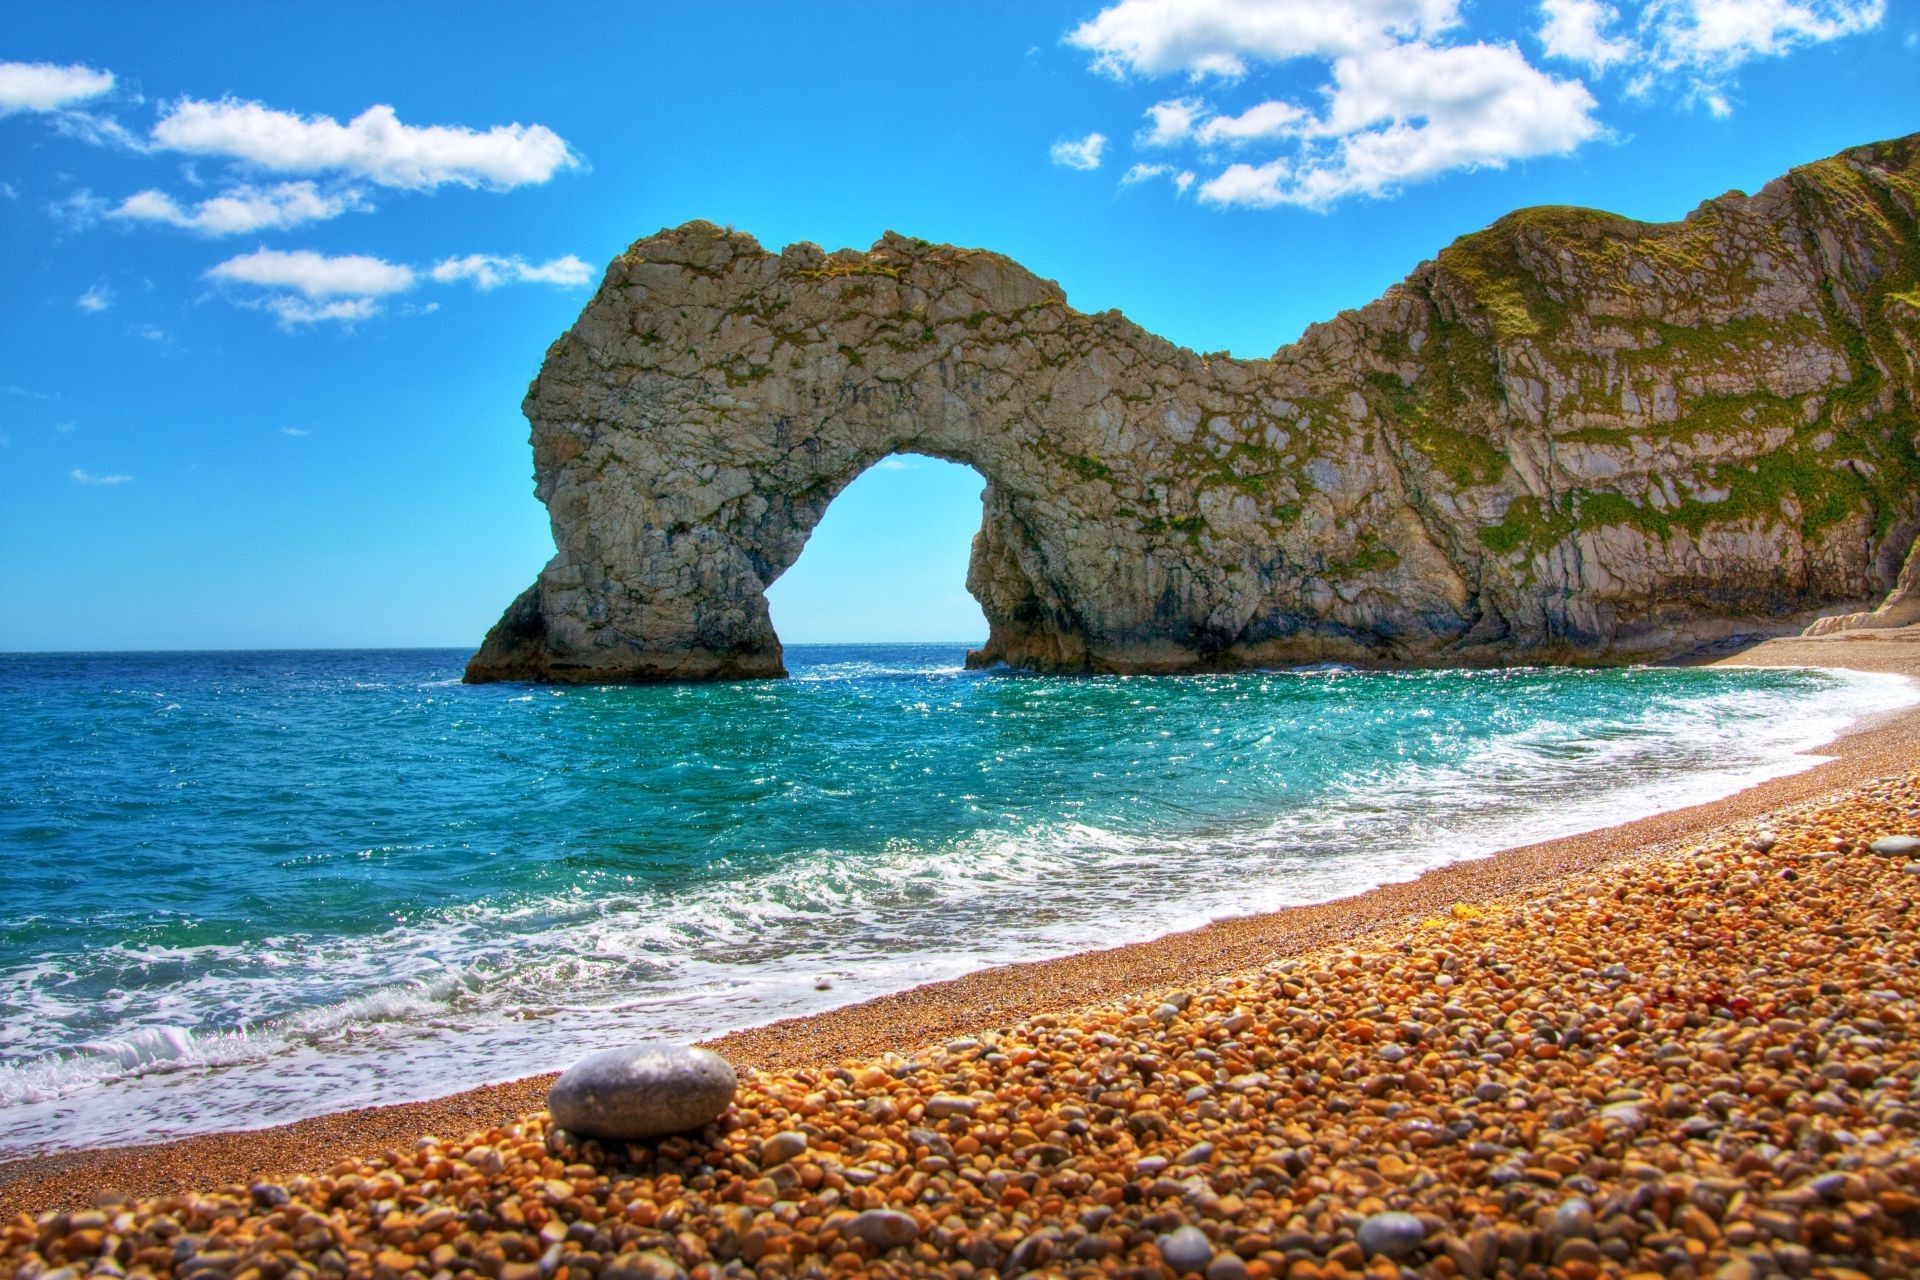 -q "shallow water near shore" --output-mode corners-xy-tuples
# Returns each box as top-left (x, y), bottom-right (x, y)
(0, 644), (1912, 1158)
